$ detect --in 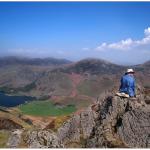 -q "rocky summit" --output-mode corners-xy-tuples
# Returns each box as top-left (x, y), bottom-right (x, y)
(4, 88), (150, 148)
